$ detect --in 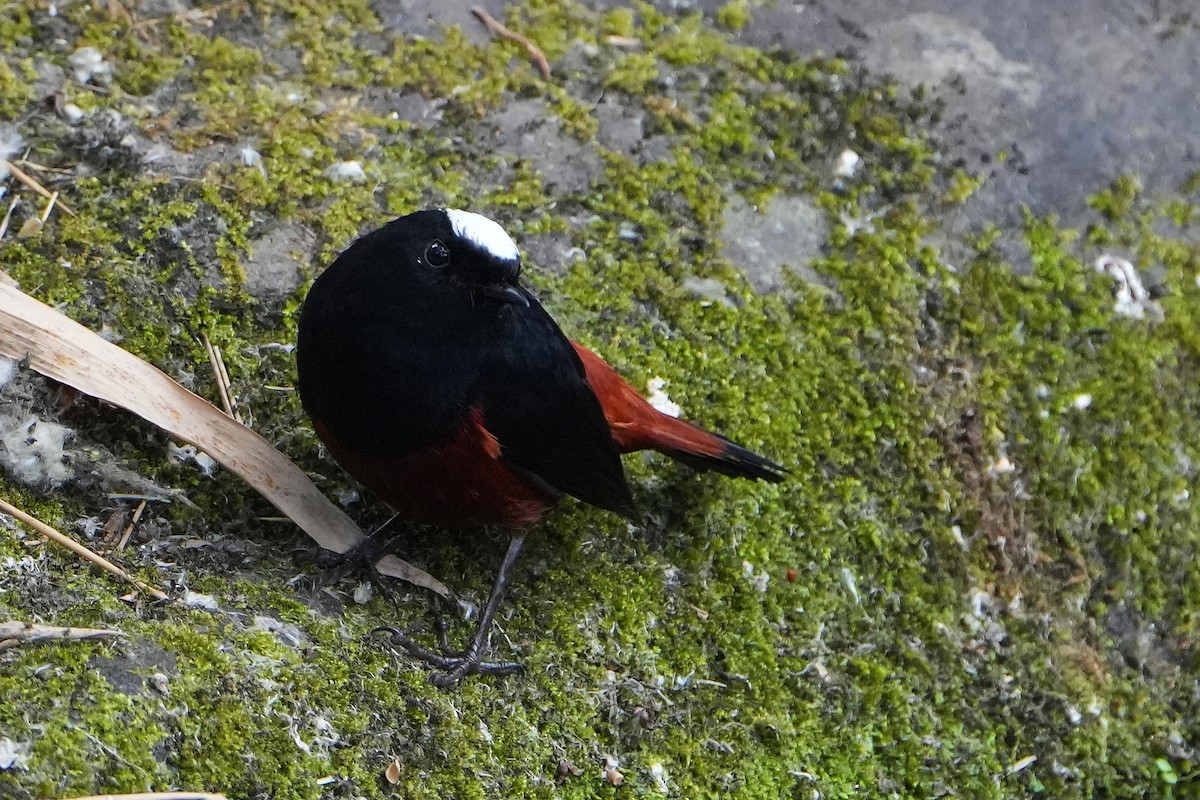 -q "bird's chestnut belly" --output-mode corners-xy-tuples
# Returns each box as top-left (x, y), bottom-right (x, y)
(311, 408), (556, 528)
